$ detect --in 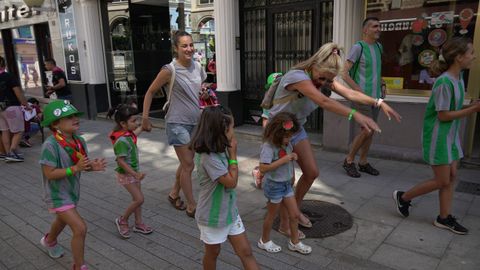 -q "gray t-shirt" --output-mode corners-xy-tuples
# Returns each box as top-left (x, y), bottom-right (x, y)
(195, 152), (238, 228)
(39, 135), (88, 209)
(164, 60), (207, 125)
(268, 70), (318, 125)
(260, 142), (294, 182)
